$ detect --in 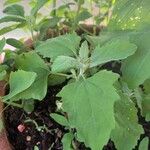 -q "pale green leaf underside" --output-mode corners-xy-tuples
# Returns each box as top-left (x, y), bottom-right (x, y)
(36, 33), (80, 59)
(3, 70), (37, 101)
(90, 37), (137, 67)
(79, 41), (89, 61)
(51, 56), (78, 73)
(139, 137), (149, 150)
(14, 52), (49, 100)
(59, 70), (119, 150)
(111, 94), (143, 150)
